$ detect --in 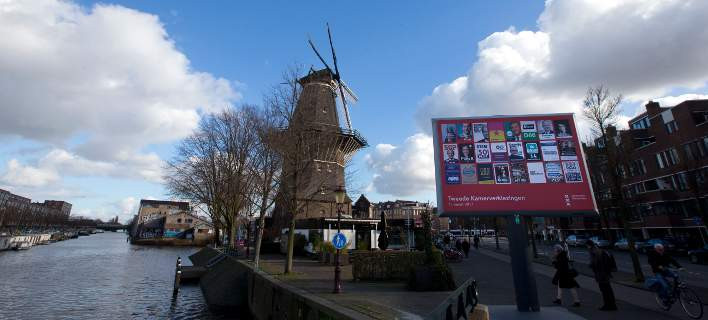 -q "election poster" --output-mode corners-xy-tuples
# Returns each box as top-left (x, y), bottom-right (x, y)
(527, 162), (546, 184)
(461, 164), (478, 184)
(525, 142), (541, 161)
(488, 122), (506, 142)
(473, 123), (489, 143)
(540, 141), (560, 161)
(562, 161), (583, 183)
(521, 120), (538, 141)
(433, 113), (596, 216)
(475, 143), (491, 163)
(544, 162), (564, 183)
(511, 162), (529, 184)
(508, 142), (524, 161)
(493, 163), (511, 184)
(491, 142), (508, 162)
